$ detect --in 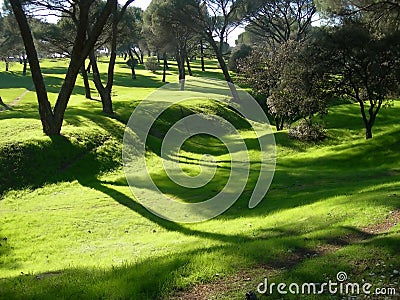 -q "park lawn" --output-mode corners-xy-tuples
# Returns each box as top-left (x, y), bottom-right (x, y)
(0, 58), (399, 299)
